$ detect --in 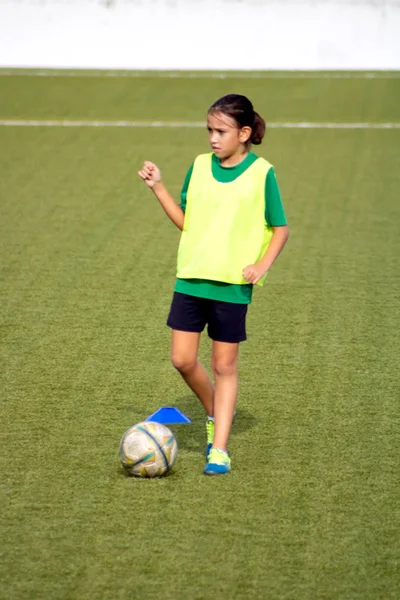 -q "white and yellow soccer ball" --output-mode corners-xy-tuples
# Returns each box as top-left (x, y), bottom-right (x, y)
(119, 421), (178, 478)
